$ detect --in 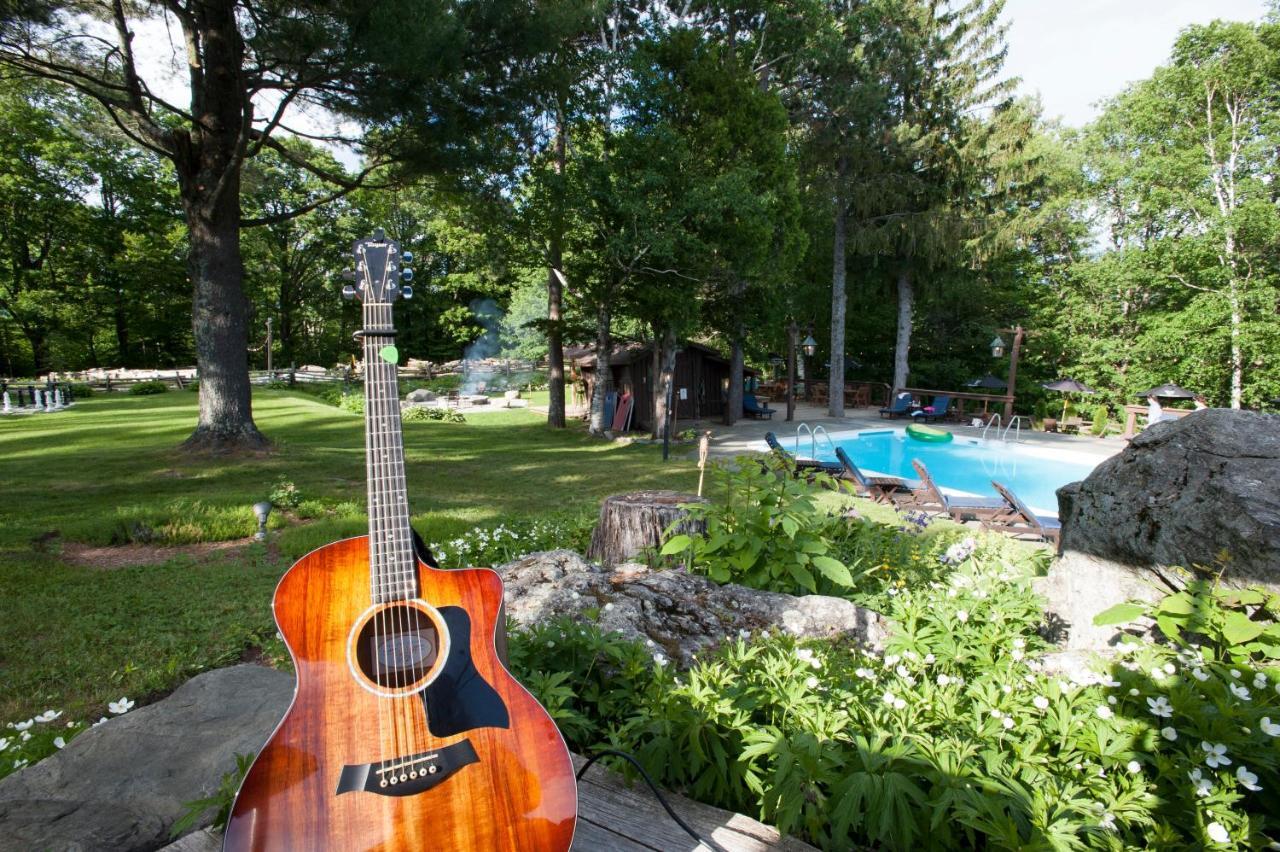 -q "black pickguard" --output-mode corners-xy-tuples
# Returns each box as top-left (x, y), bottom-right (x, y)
(421, 606), (509, 737)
